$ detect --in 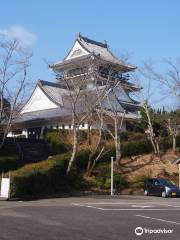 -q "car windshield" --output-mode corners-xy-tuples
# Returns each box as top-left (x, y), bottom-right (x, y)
(159, 179), (174, 186)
